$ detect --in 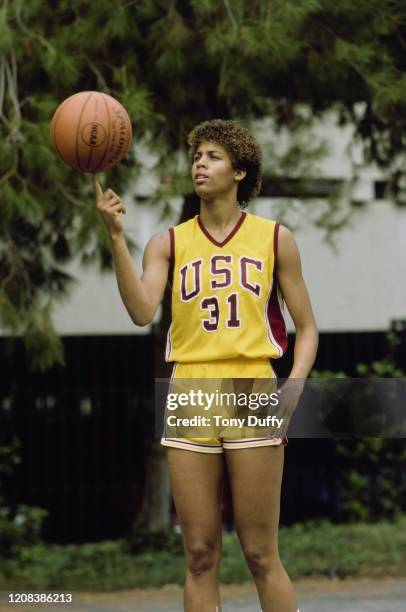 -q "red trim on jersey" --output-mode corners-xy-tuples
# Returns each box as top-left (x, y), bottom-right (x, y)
(168, 227), (175, 287)
(169, 227), (174, 264)
(266, 279), (288, 355)
(265, 222), (288, 356)
(197, 212), (246, 247)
